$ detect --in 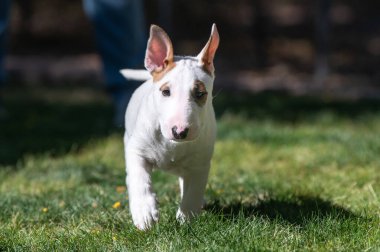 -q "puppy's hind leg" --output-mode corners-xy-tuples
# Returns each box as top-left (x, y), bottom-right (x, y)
(126, 146), (159, 230)
(176, 166), (210, 222)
